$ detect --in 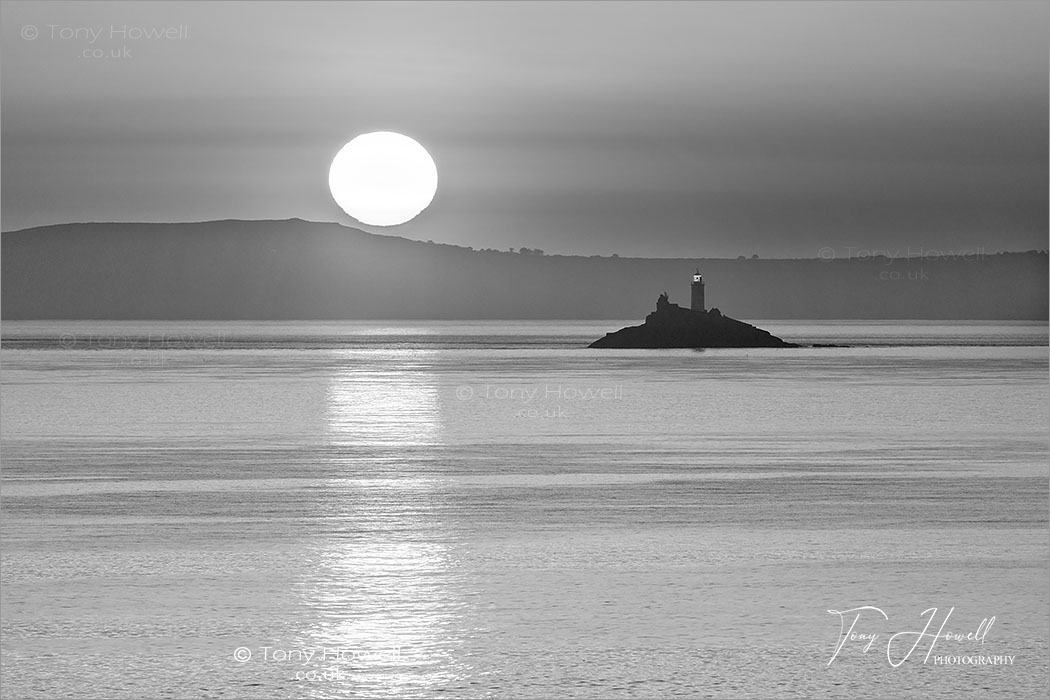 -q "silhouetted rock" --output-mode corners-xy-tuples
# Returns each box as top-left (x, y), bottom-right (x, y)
(589, 296), (797, 348)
